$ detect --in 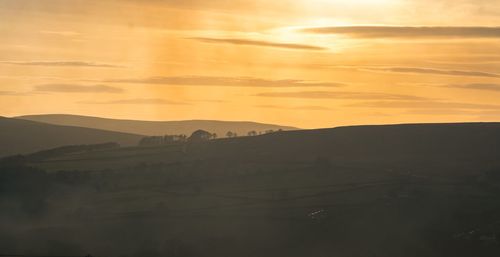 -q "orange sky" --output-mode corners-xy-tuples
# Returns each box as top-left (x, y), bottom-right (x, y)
(1, 0), (500, 128)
